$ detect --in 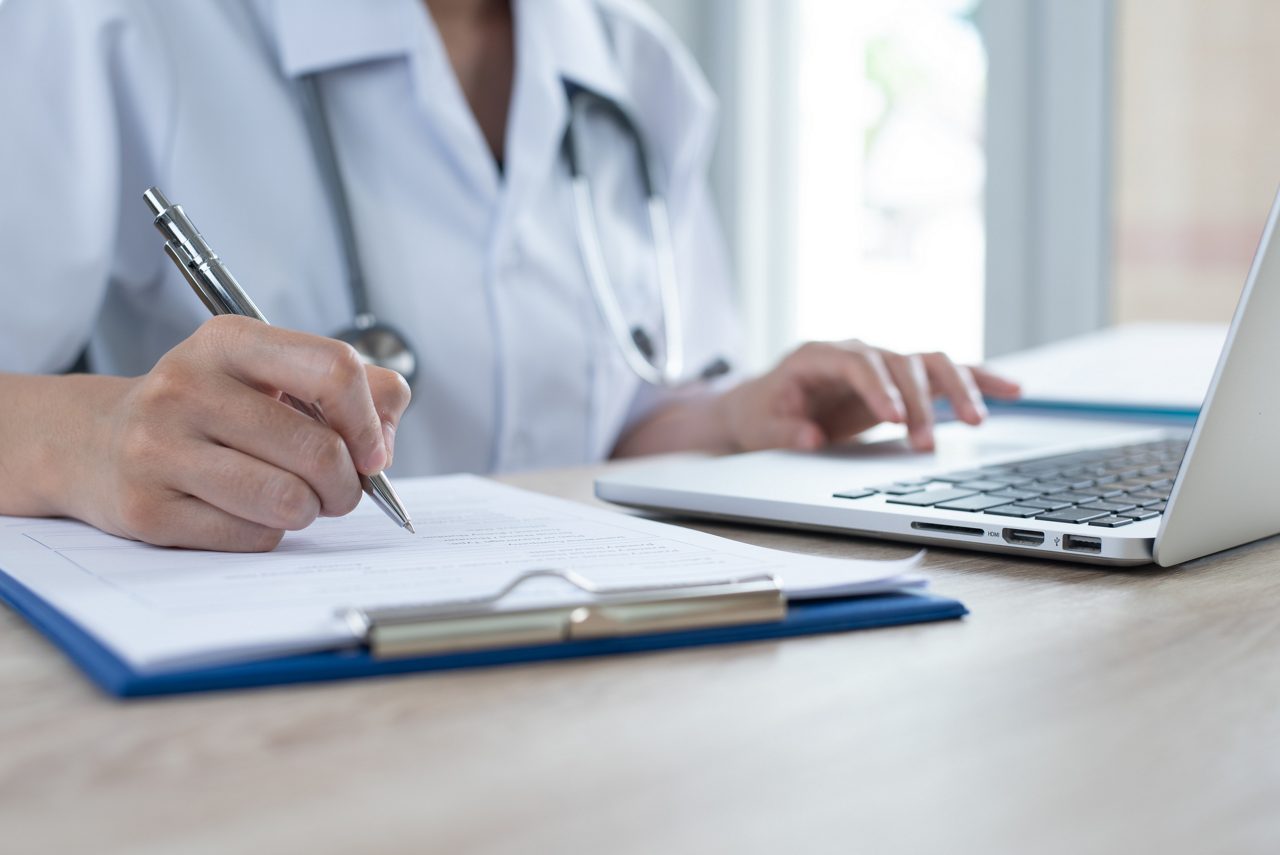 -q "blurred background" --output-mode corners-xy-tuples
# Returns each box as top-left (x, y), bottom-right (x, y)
(645, 0), (1280, 369)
